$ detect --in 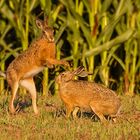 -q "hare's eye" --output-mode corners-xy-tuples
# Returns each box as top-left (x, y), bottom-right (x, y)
(61, 73), (65, 77)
